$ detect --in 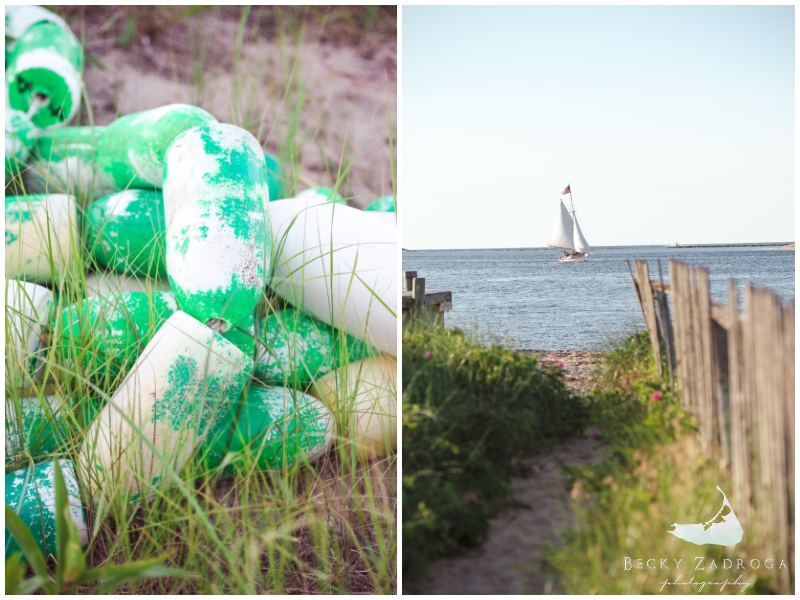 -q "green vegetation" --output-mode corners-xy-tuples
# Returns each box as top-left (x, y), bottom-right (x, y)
(402, 320), (588, 583)
(6, 6), (396, 594)
(545, 332), (783, 594)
